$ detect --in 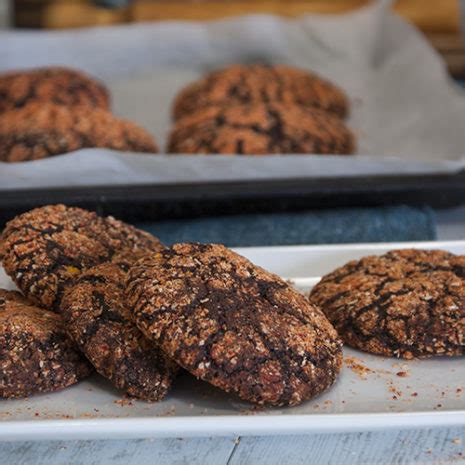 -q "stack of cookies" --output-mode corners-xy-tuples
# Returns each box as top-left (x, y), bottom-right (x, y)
(0, 67), (158, 162)
(168, 64), (355, 155)
(0, 205), (343, 405)
(1, 205), (464, 405)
